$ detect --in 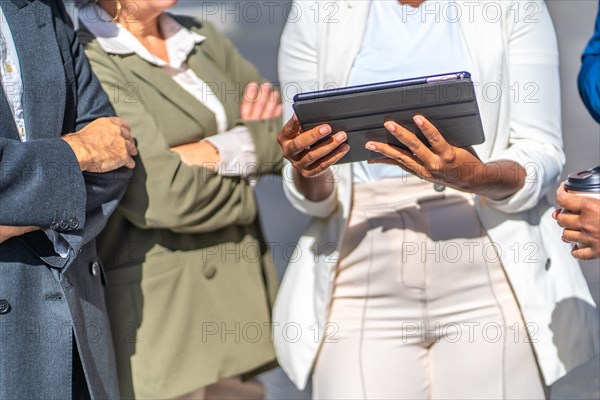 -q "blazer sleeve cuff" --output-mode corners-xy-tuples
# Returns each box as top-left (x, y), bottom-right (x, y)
(484, 149), (555, 214)
(235, 118), (283, 175)
(49, 139), (88, 229)
(1, 138), (88, 229)
(282, 162), (338, 218)
(203, 126), (257, 177)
